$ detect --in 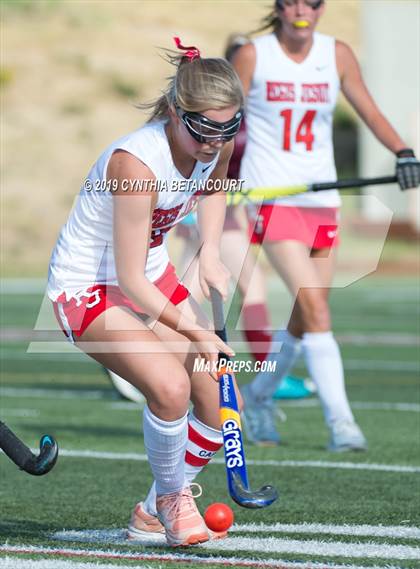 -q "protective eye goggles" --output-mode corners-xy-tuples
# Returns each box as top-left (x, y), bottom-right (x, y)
(176, 106), (244, 144)
(276, 0), (323, 9)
